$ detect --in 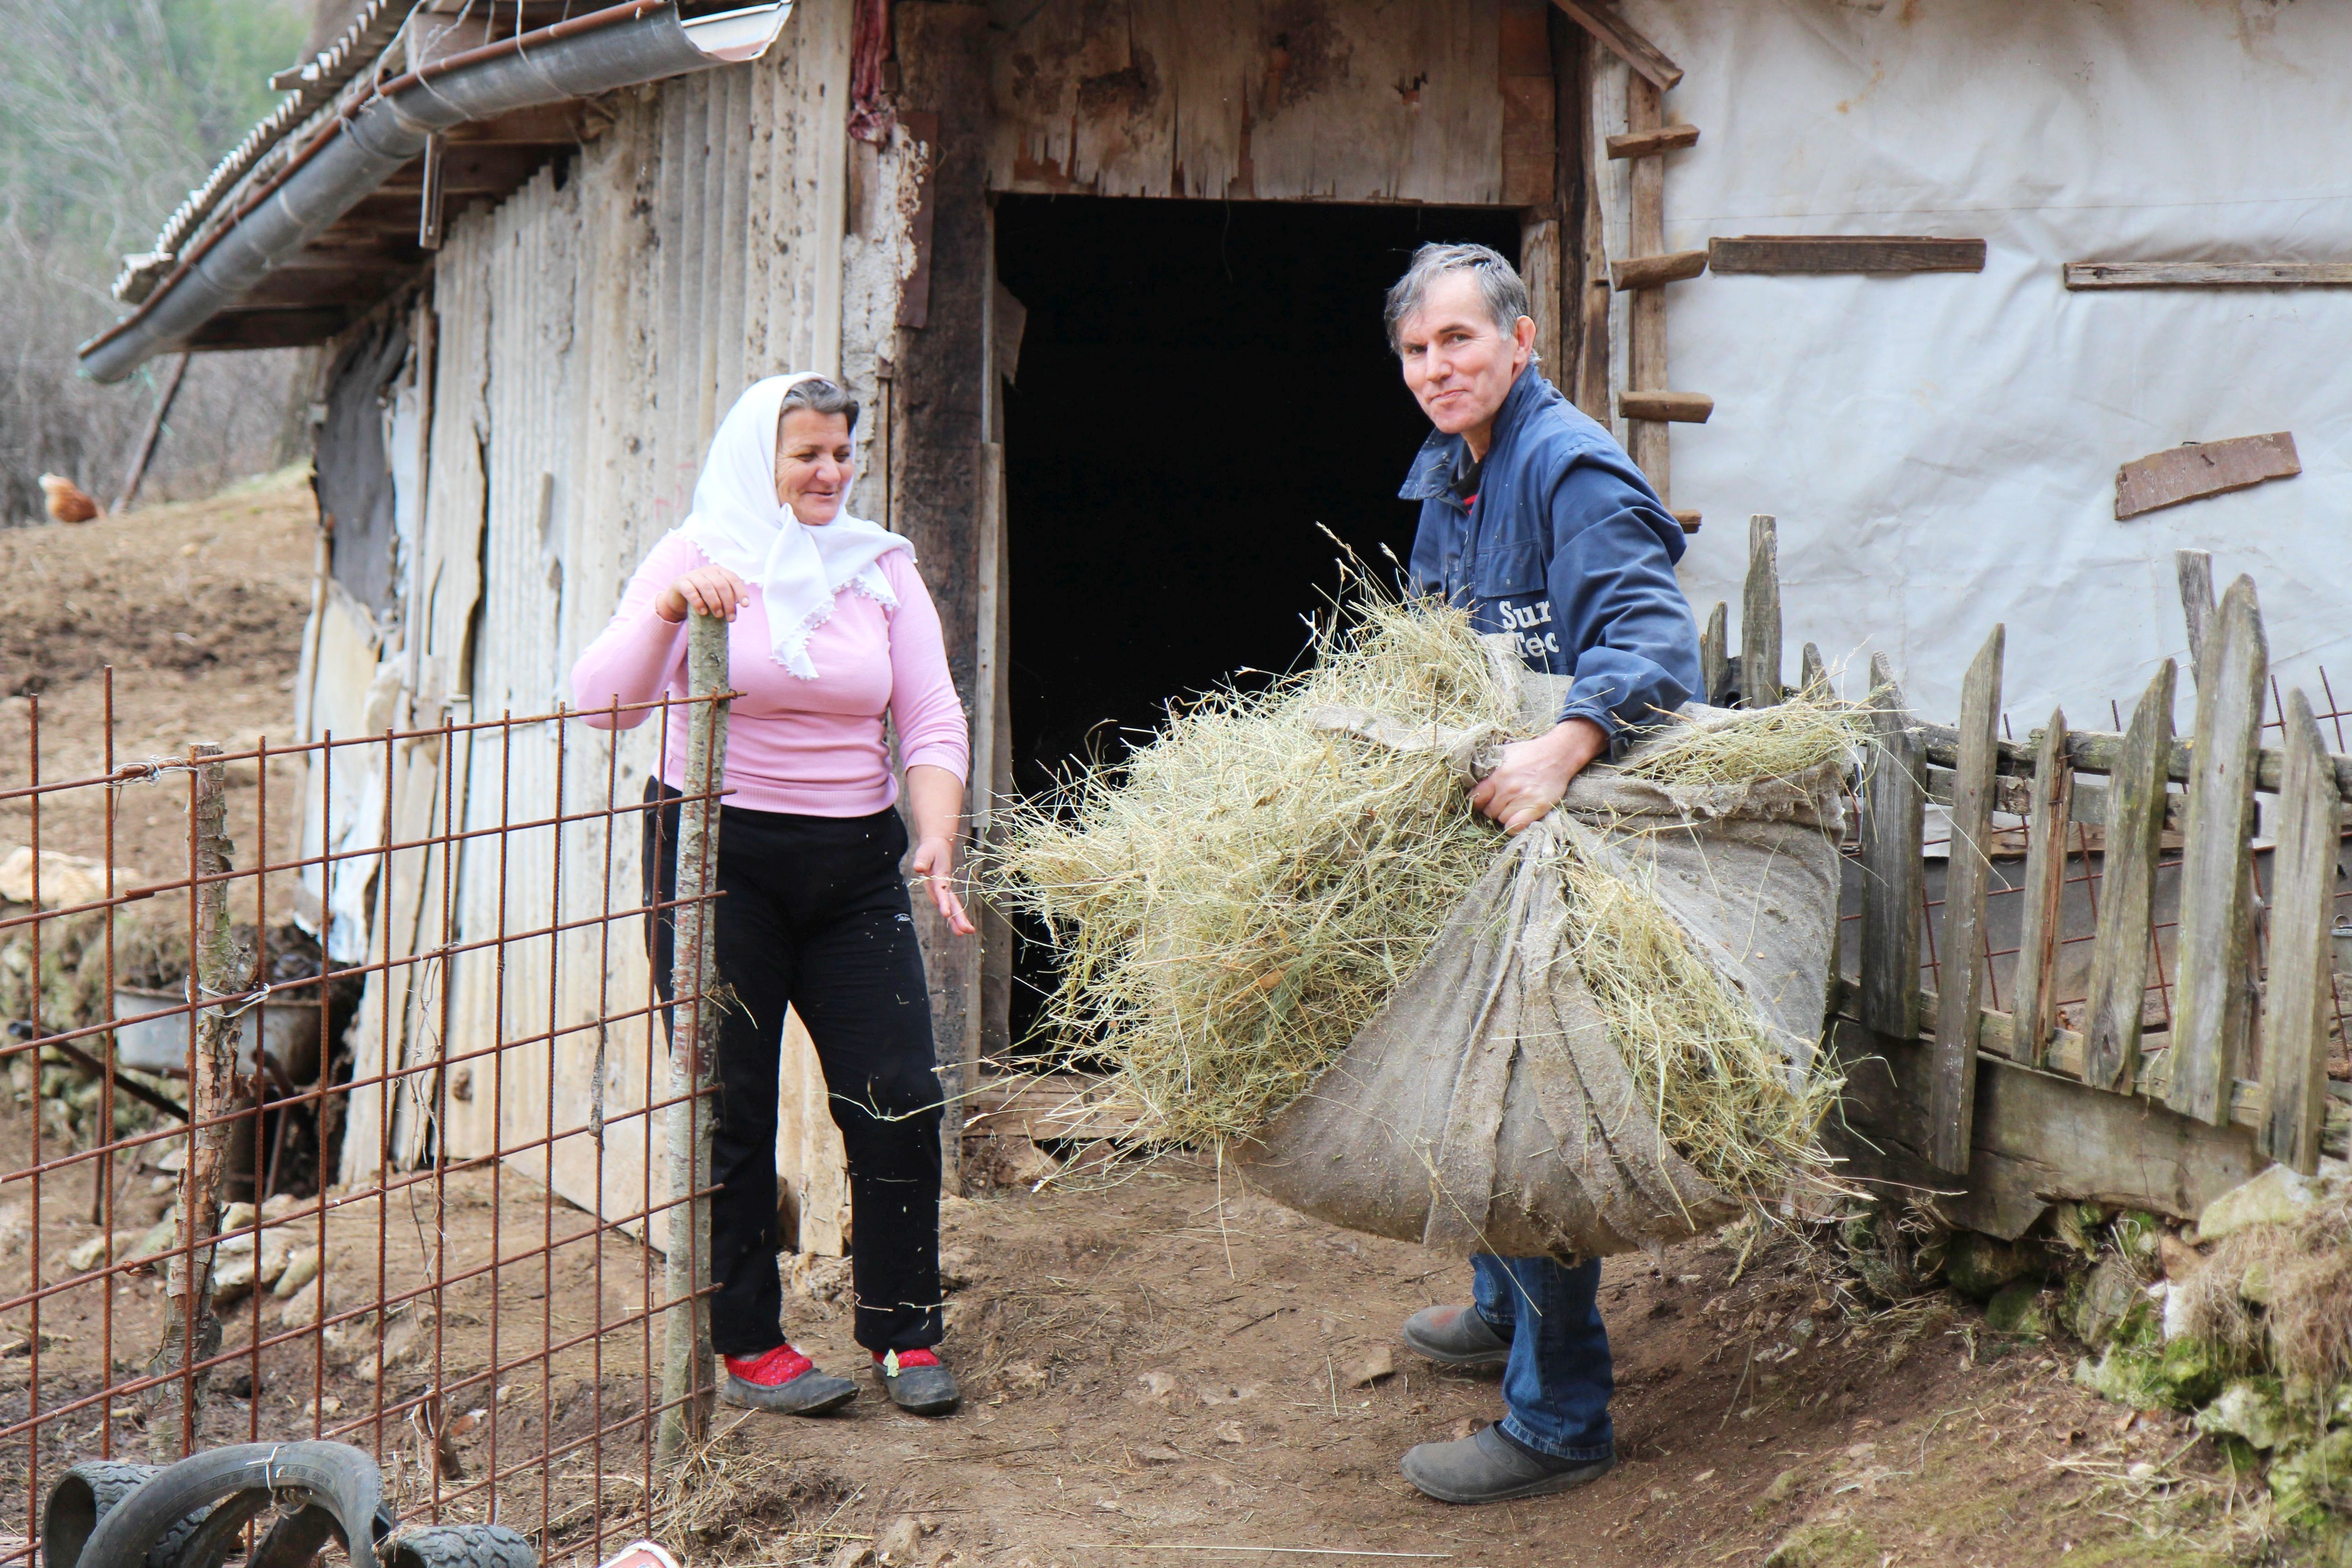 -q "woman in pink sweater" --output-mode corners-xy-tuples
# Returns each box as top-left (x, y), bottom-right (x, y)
(573, 373), (973, 1419)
